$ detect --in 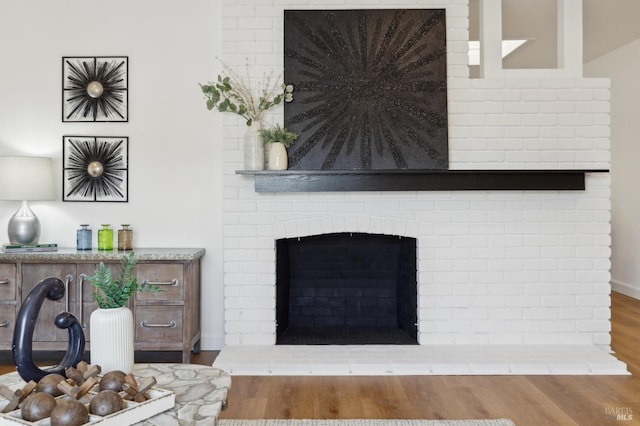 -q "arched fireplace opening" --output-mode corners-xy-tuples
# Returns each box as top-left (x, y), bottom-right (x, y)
(276, 232), (418, 345)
